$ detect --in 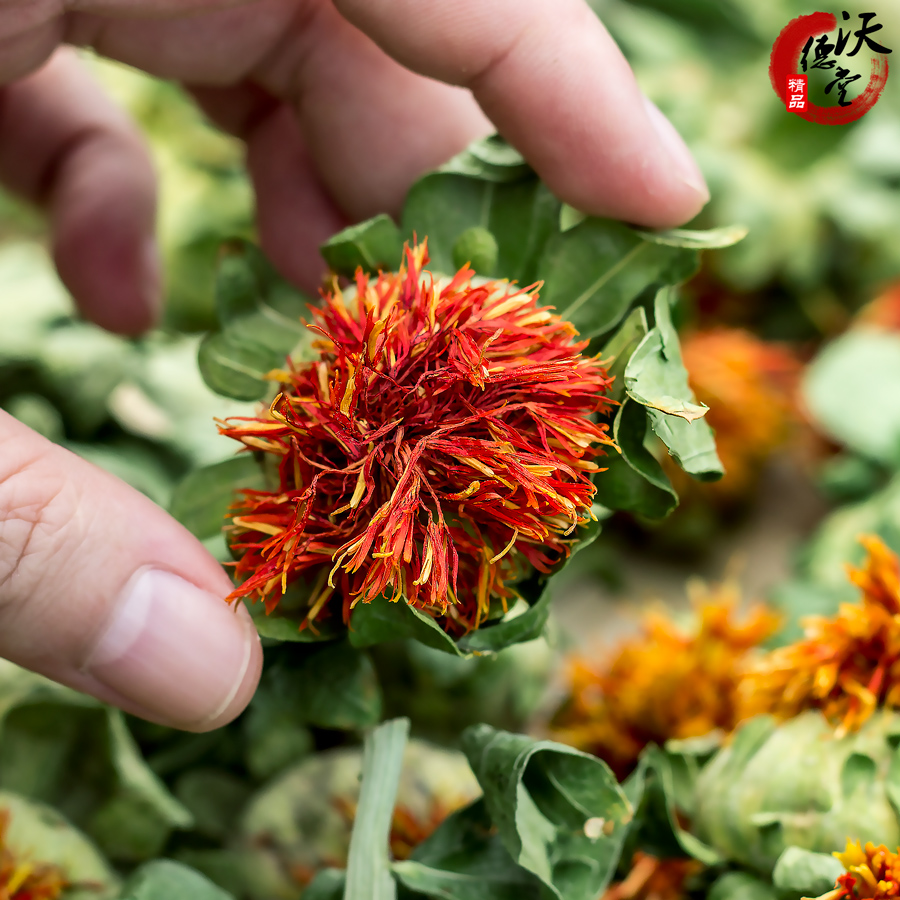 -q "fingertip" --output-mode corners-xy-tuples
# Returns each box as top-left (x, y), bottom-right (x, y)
(0, 49), (161, 336)
(51, 134), (161, 336)
(513, 90), (710, 229)
(335, 0), (709, 230)
(84, 568), (263, 732)
(640, 95), (710, 224)
(191, 603), (264, 732)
